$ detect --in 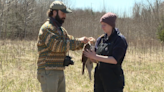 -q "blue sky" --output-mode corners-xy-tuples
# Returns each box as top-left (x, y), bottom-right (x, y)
(61, 0), (163, 17)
